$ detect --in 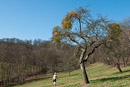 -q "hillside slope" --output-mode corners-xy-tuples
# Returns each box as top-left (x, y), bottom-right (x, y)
(12, 63), (130, 87)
